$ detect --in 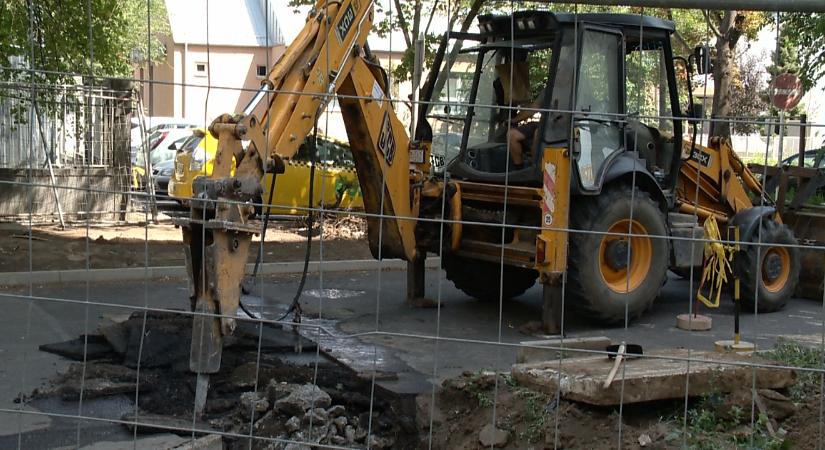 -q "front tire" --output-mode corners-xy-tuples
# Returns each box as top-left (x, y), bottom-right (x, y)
(739, 219), (799, 313)
(567, 184), (669, 323)
(443, 255), (537, 302)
